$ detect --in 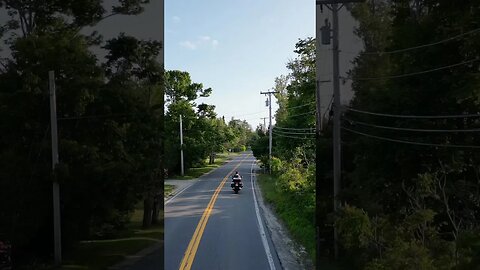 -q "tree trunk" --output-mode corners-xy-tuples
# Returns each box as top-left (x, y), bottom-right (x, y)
(152, 192), (162, 225)
(142, 195), (154, 228)
(209, 152), (215, 164)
